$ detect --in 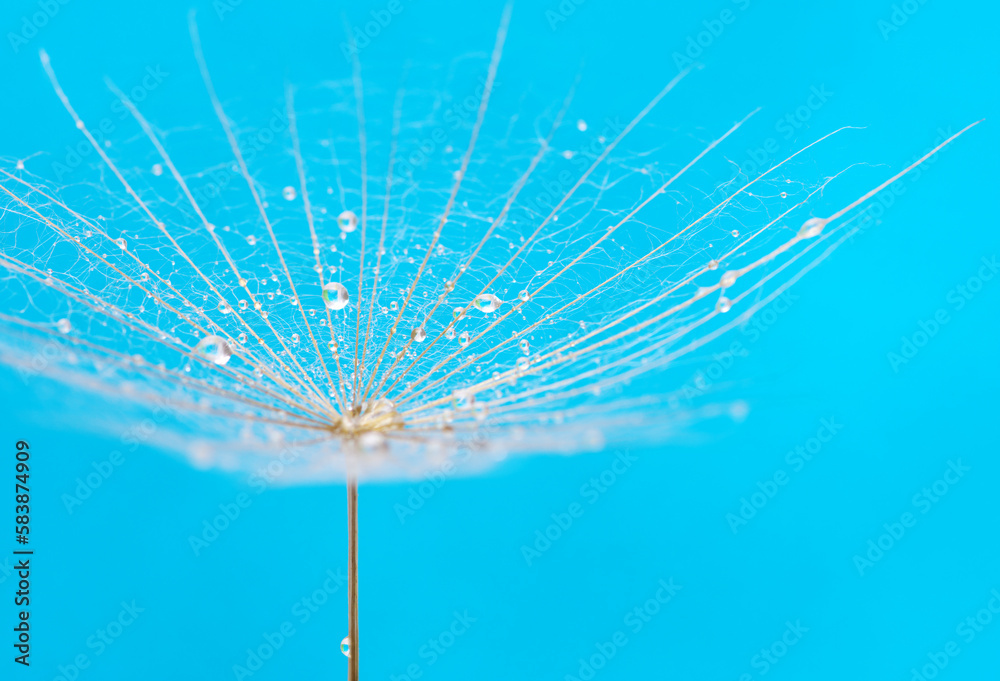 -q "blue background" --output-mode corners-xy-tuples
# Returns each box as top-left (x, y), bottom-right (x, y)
(1, 0), (998, 679)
